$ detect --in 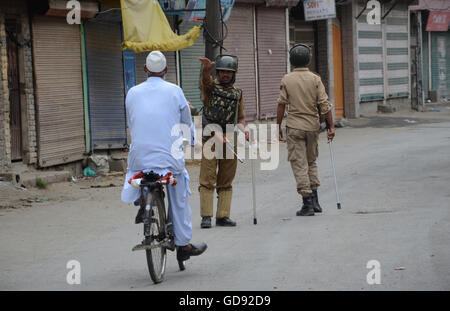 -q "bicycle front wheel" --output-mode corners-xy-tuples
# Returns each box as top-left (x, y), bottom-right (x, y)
(145, 190), (167, 284)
